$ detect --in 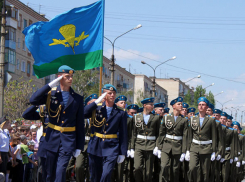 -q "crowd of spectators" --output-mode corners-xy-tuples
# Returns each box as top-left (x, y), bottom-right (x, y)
(0, 119), (40, 182)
